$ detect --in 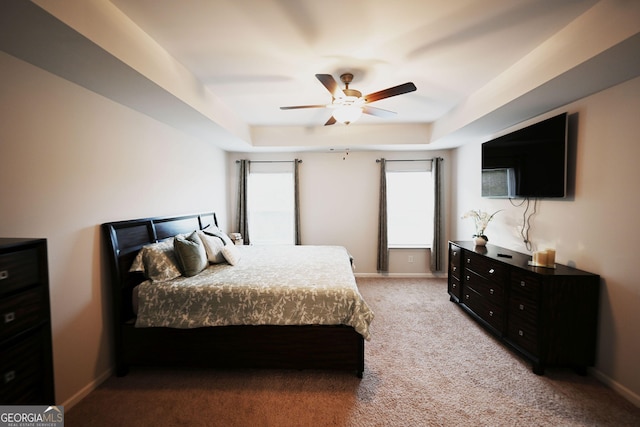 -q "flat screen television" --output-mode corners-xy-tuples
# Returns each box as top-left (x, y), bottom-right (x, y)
(482, 112), (568, 198)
